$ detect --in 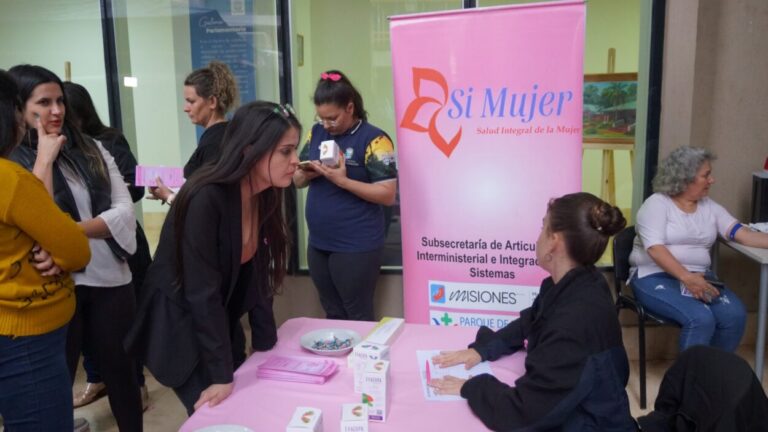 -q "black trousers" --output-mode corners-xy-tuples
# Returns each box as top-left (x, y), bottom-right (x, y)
(307, 246), (383, 321)
(81, 223), (151, 385)
(66, 284), (143, 432)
